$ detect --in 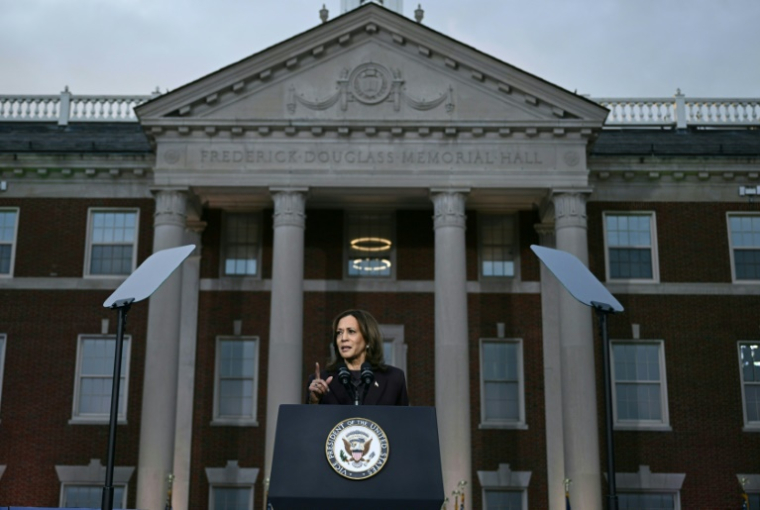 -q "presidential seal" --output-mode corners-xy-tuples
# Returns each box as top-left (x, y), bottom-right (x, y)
(325, 417), (389, 480)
